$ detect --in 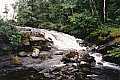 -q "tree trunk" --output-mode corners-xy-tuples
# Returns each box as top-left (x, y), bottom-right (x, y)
(89, 0), (98, 16)
(89, 0), (94, 15)
(103, 0), (106, 22)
